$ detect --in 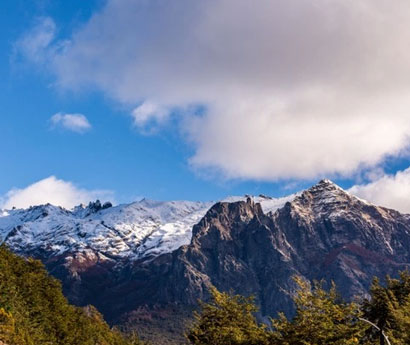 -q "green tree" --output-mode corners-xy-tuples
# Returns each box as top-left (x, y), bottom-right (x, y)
(270, 277), (363, 345)
(186, 287), (269, 345)
(0, 245), (141, 345)
(362, 271), (410, 345)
